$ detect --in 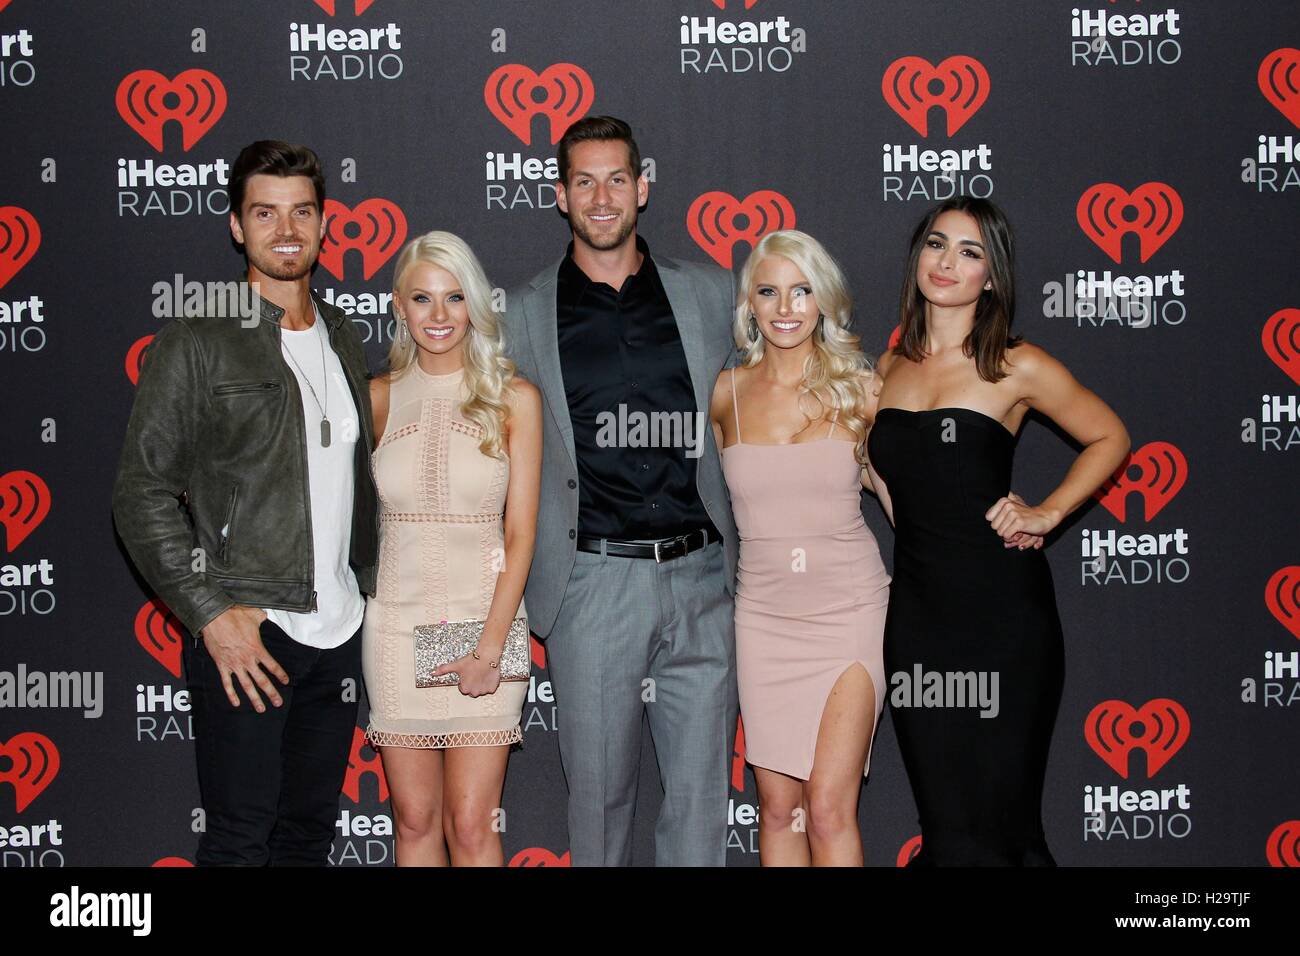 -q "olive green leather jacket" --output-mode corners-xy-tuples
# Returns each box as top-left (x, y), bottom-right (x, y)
(112, 284), (379, 638)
